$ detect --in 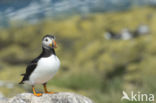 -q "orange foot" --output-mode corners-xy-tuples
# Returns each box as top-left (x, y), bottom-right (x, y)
(34, 93), (42, 97)
(45, 91), (55, 94)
